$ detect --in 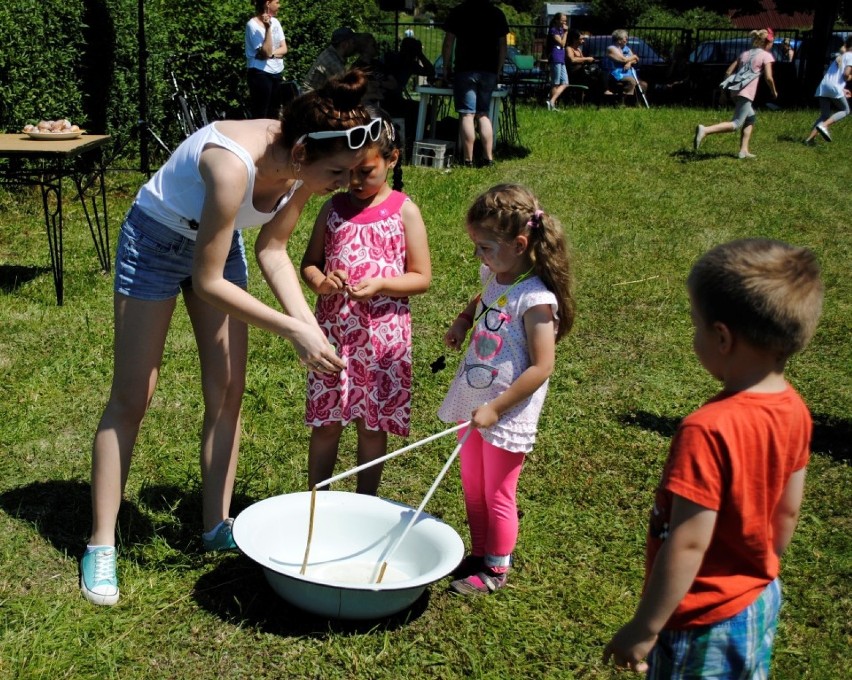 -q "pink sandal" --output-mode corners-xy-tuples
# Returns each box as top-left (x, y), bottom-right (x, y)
(449, 570), (508, 595)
